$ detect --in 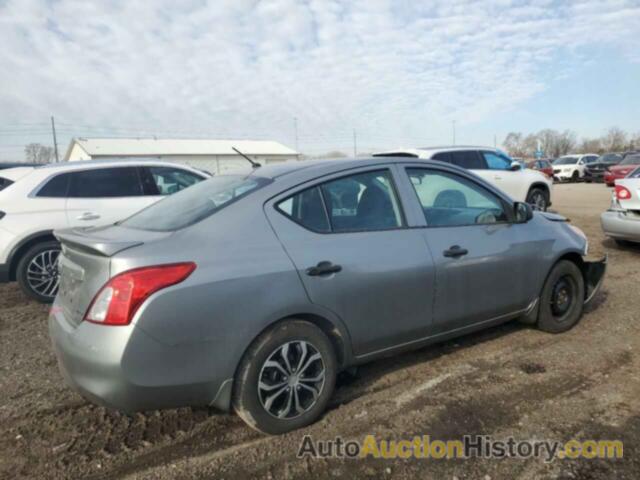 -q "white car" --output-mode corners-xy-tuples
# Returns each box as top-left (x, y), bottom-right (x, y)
(0, 159), (209, 302)
(601, 167), (640, 245)
(552, 154), (599, 182)
(373, 146), (553, 211)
